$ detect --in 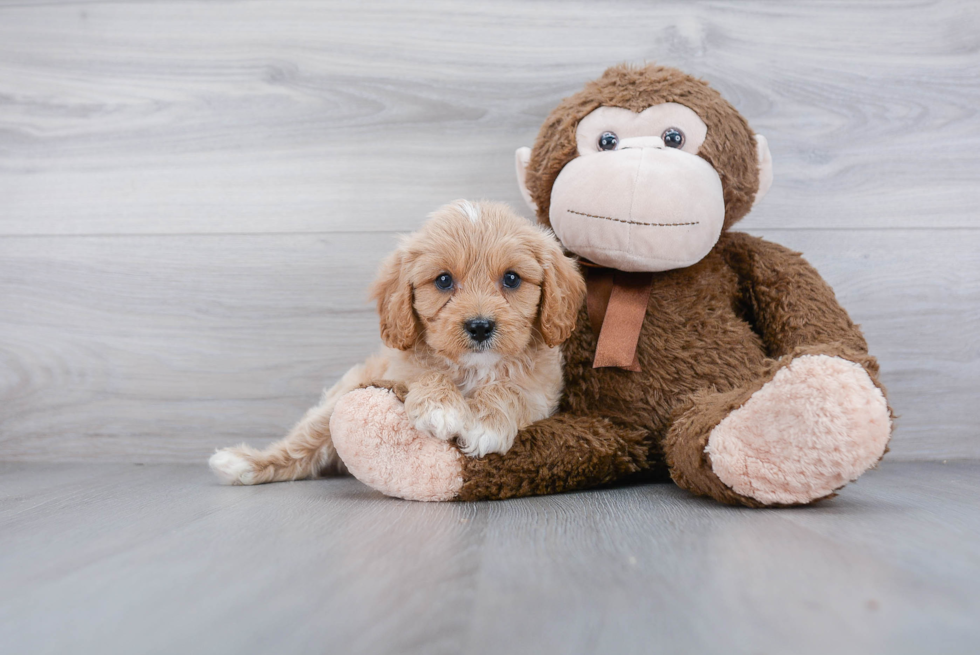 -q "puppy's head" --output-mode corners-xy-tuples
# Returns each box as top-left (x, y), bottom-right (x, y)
(371, 200), (586, 362)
